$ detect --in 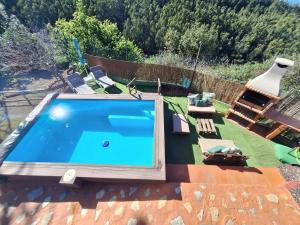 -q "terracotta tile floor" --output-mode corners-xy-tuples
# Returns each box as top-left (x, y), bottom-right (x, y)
(0, 165), (299, 225)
